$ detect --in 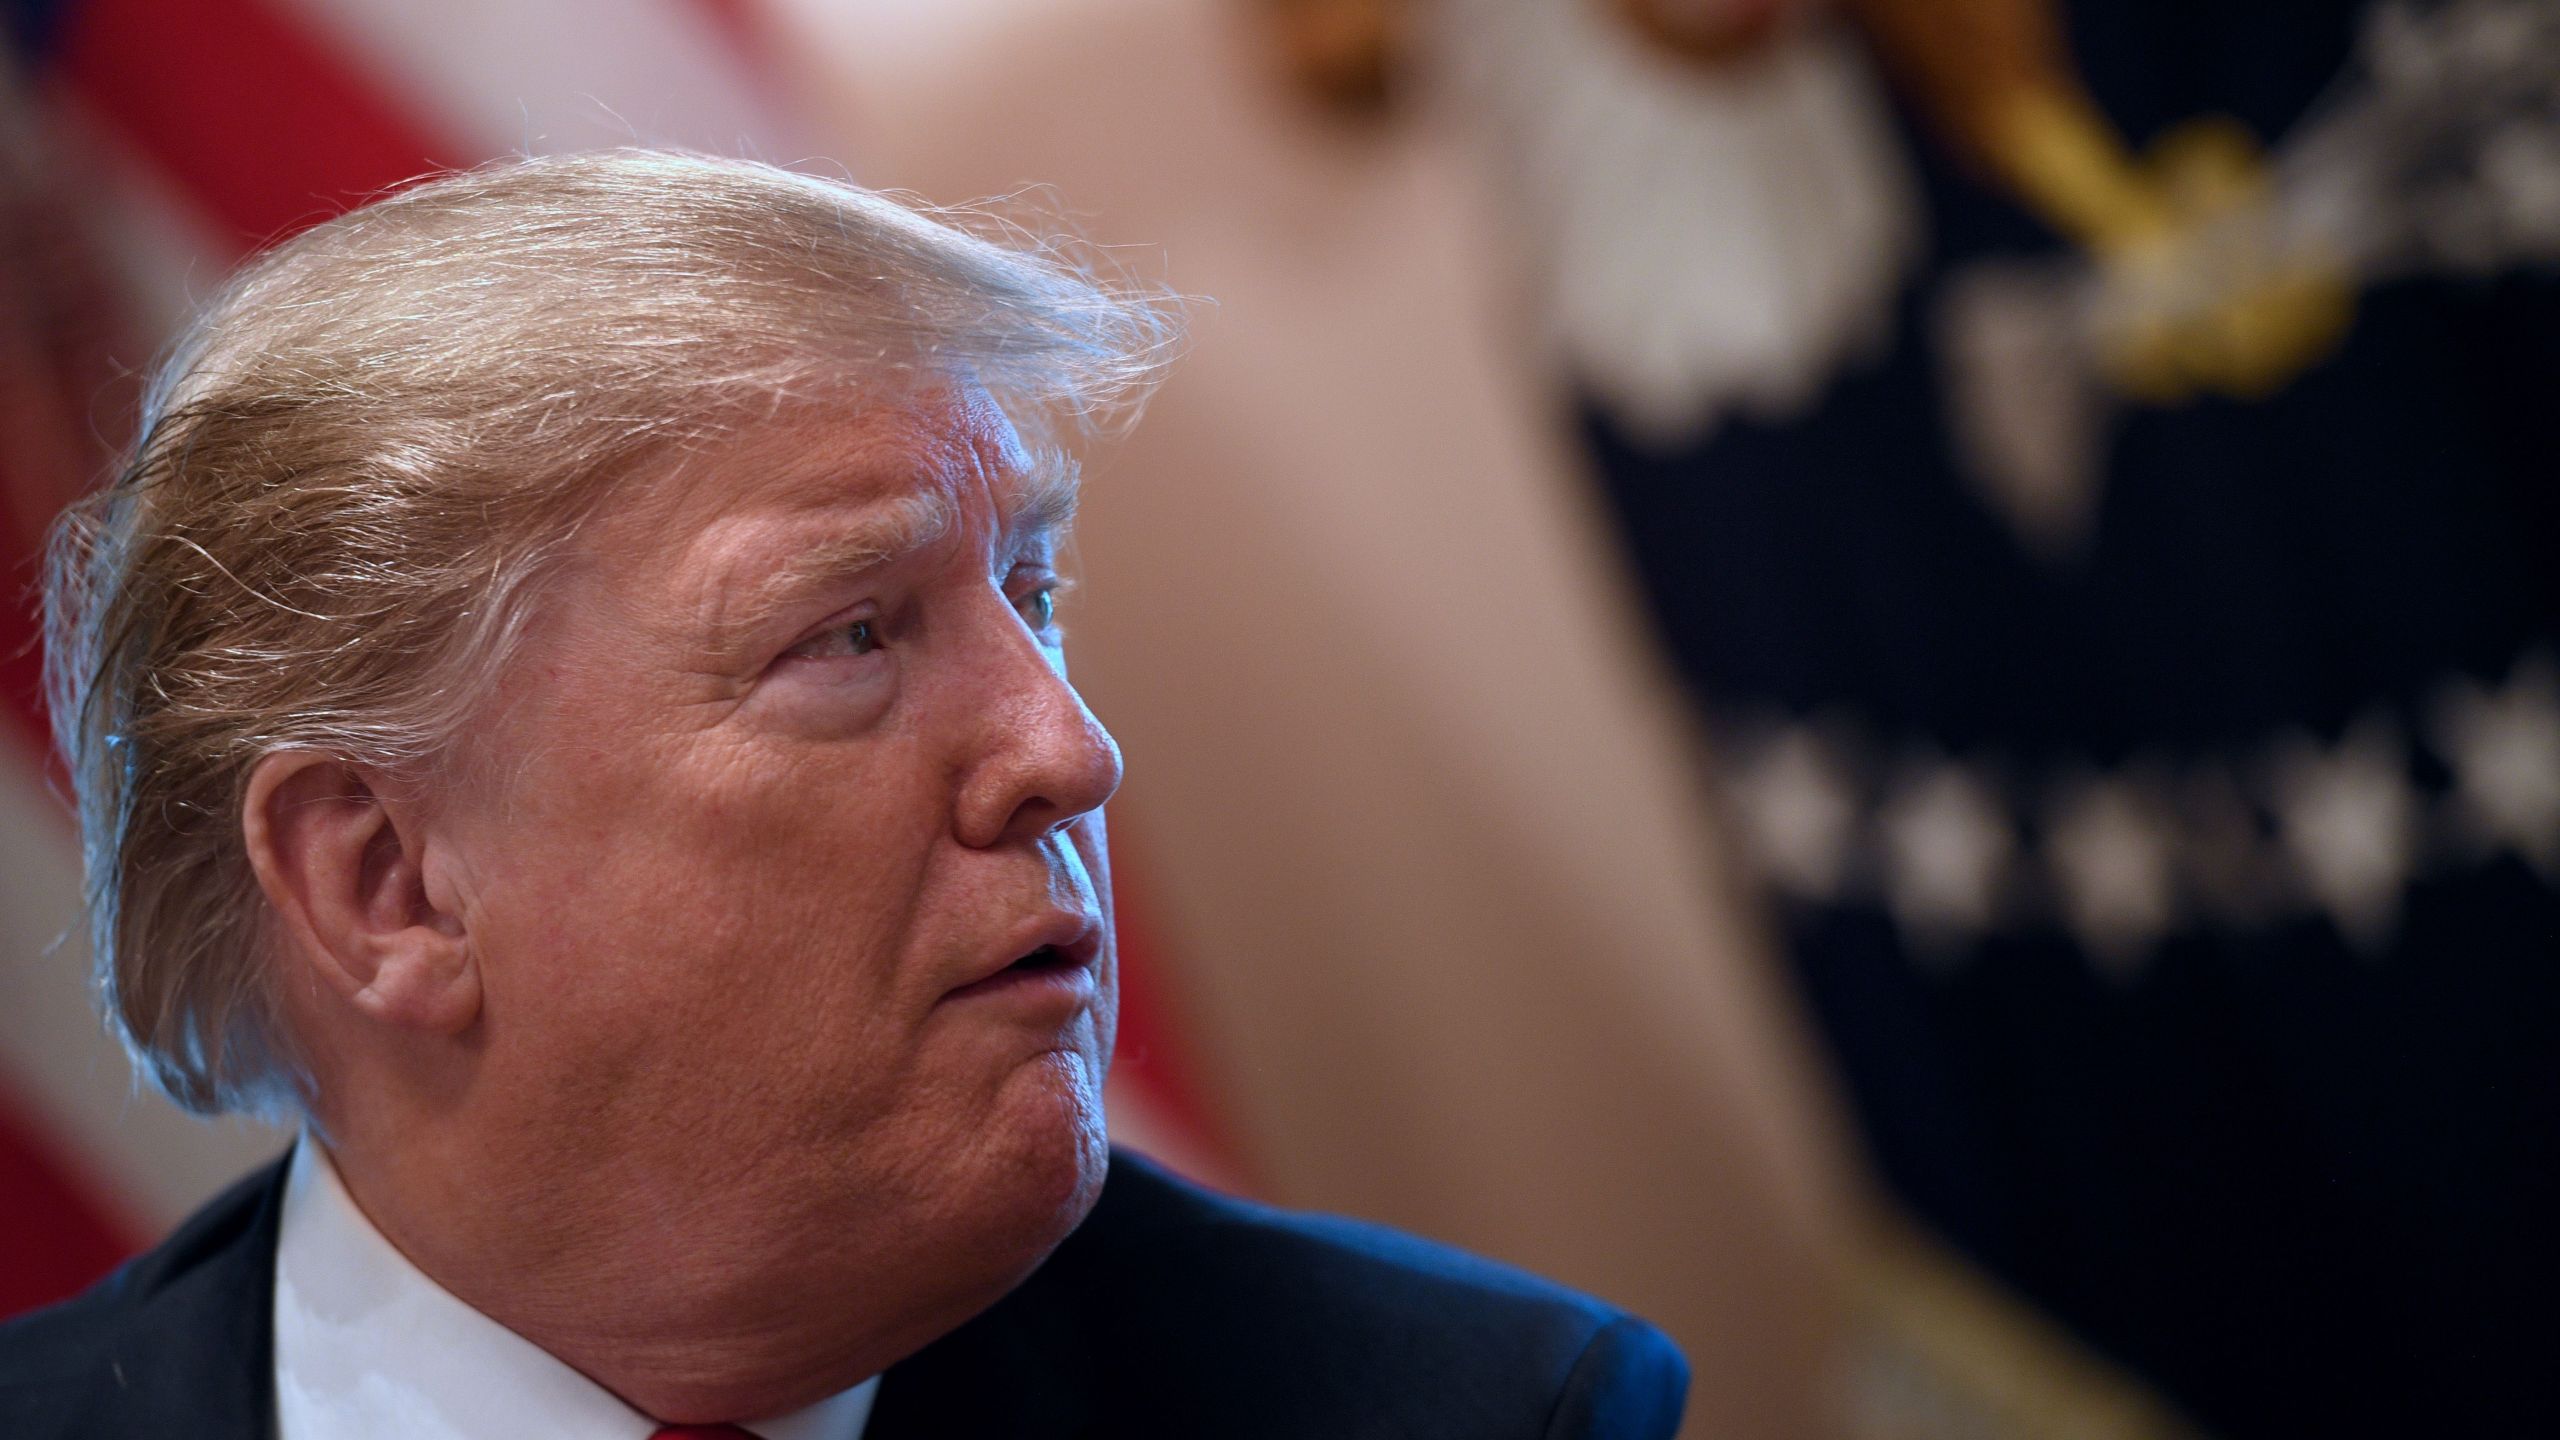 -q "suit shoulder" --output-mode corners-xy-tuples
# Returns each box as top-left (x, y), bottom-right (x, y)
(1055, 1151), (1690, 1437)
(0, 1158), (285, 1430)
(1090, 1152), (1616, 1327)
